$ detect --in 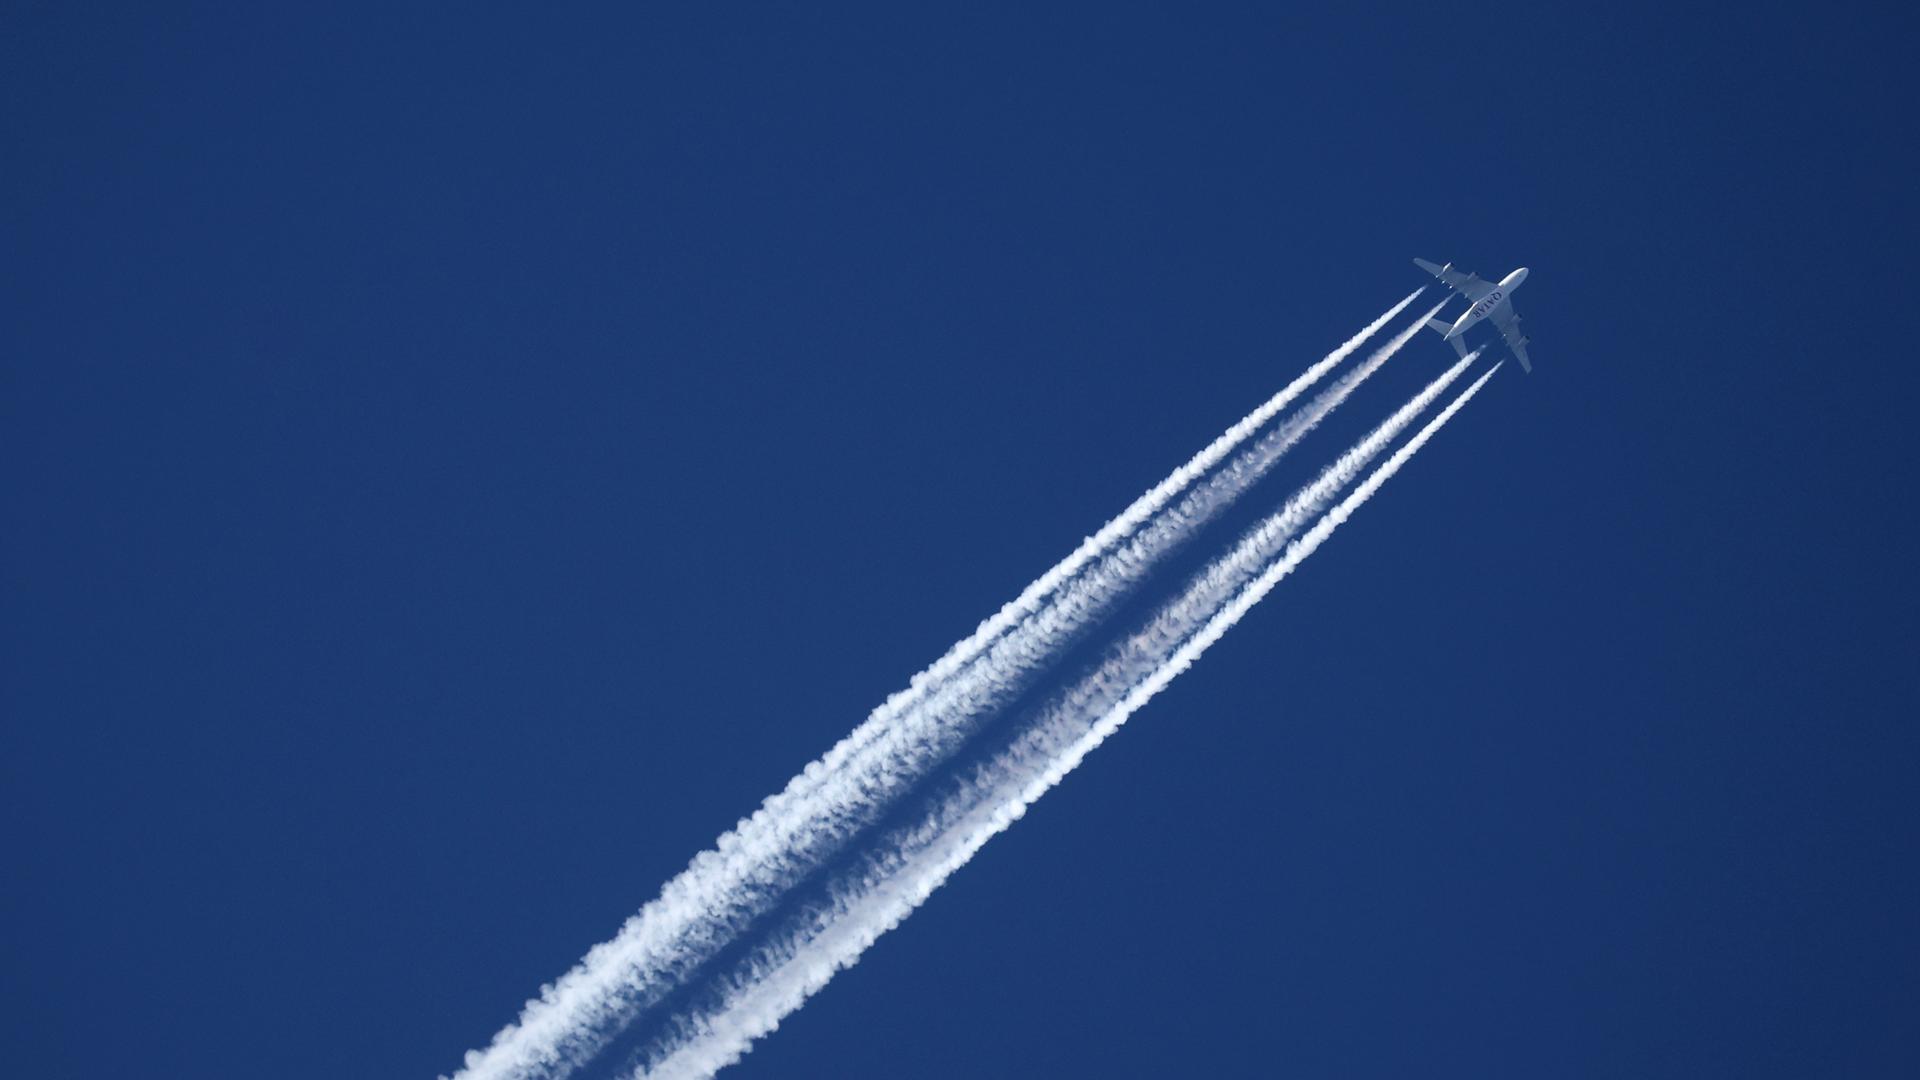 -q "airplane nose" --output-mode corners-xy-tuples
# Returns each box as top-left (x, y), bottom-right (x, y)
(1512, 267), (1530, 285)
